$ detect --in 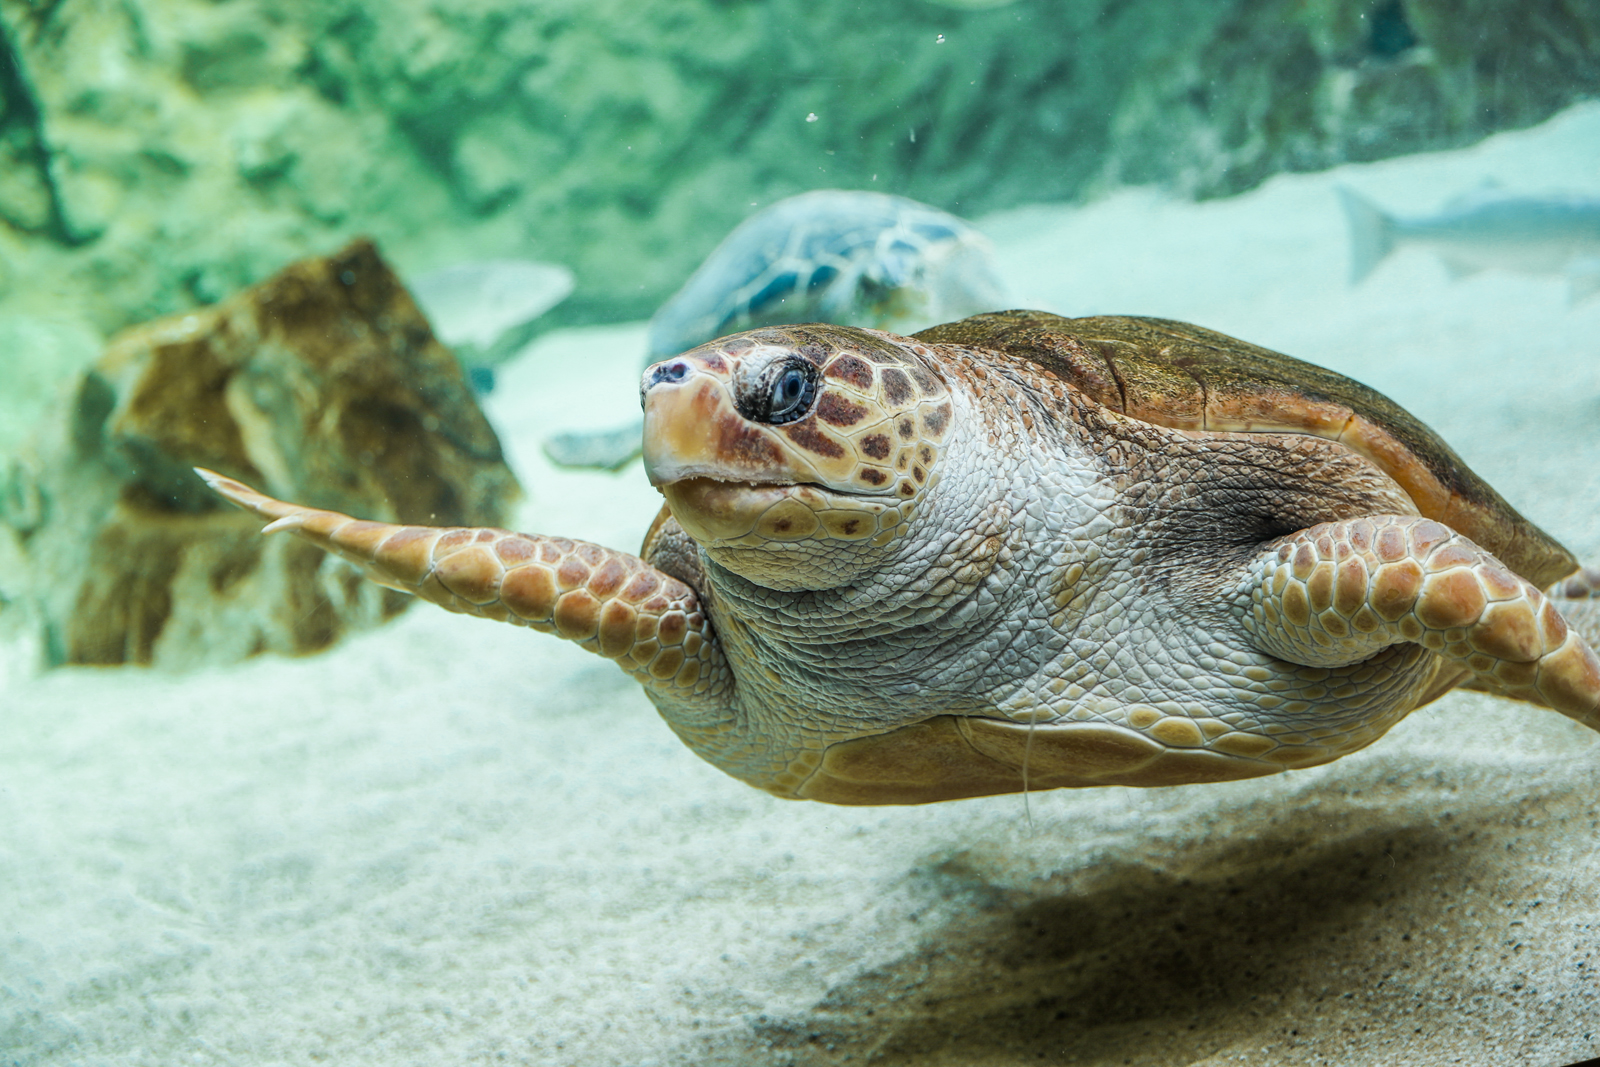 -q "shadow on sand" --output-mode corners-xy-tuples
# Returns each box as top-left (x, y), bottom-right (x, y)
(675, 761), (1599, 1066)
